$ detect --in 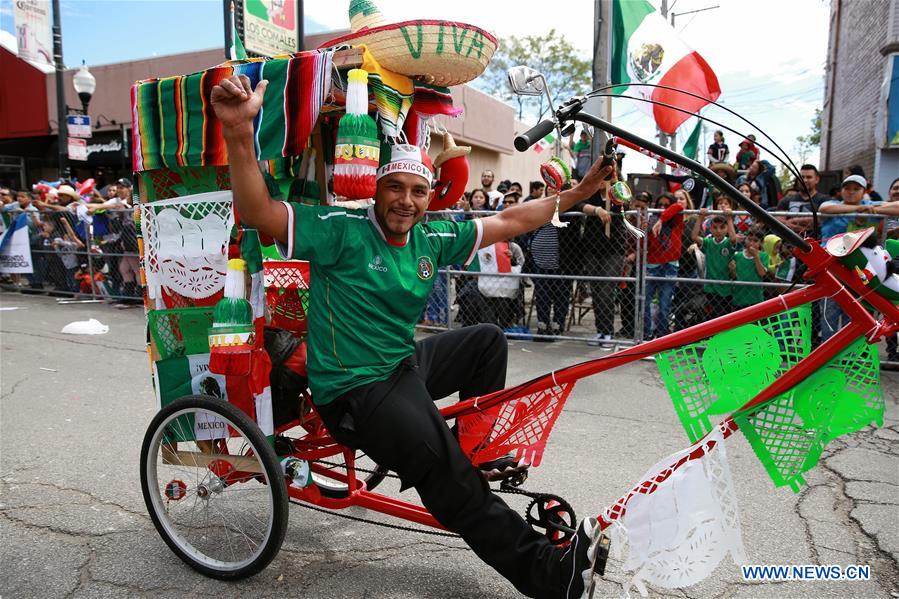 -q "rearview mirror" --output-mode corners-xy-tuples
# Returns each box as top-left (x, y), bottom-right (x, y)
(507, 66), (546, 96)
